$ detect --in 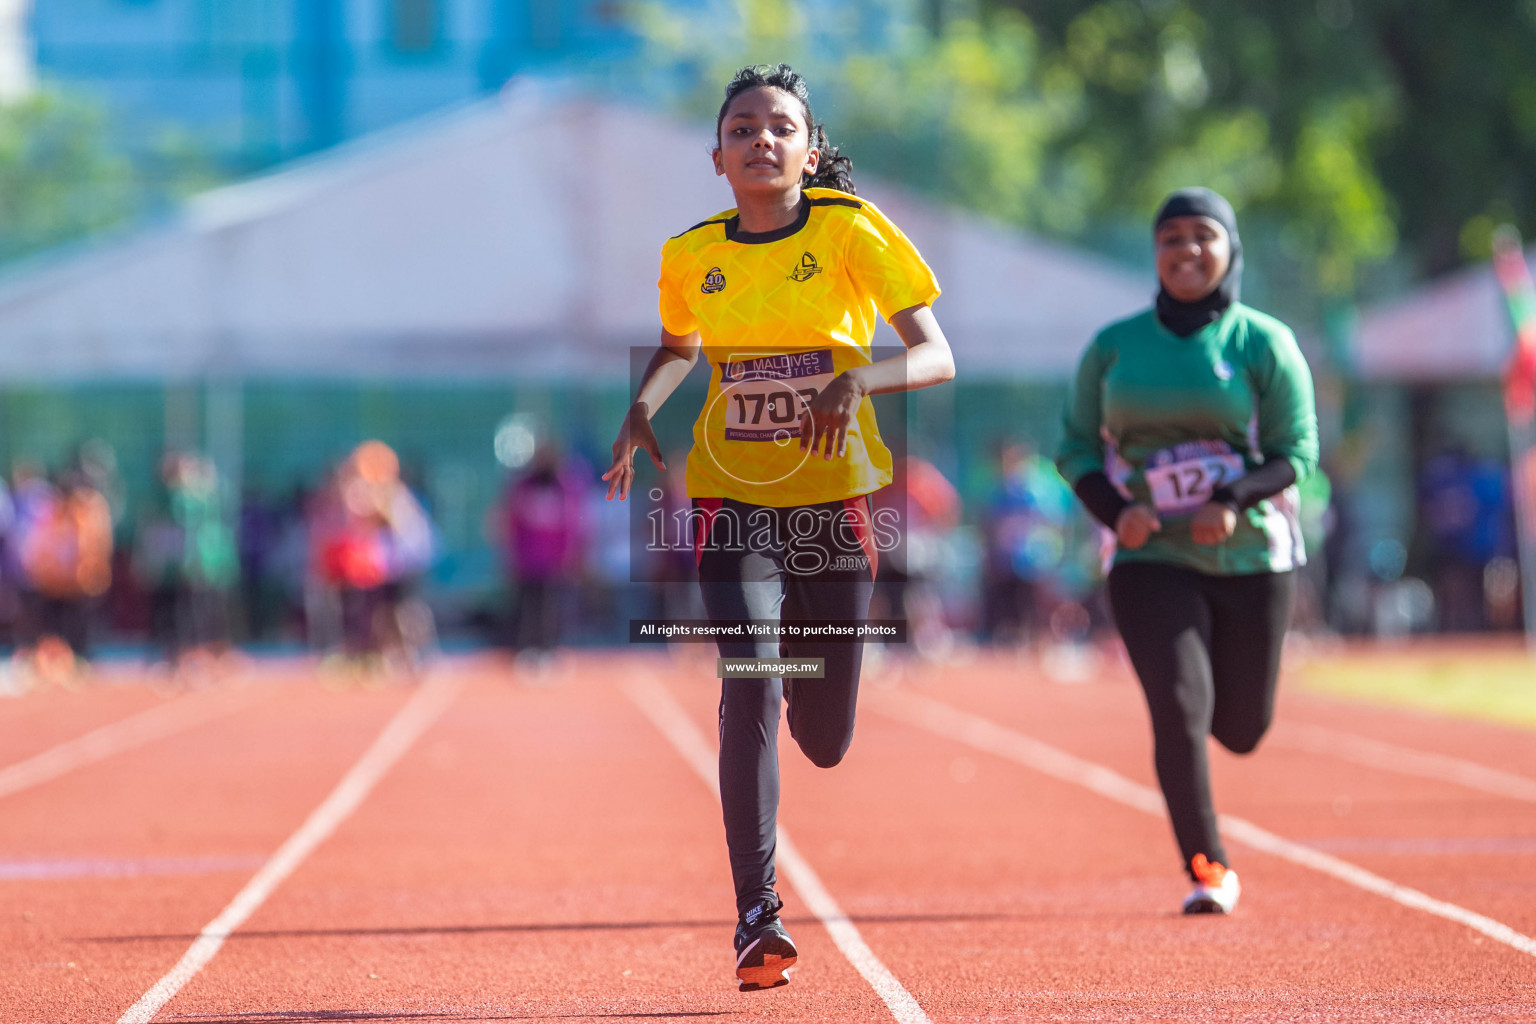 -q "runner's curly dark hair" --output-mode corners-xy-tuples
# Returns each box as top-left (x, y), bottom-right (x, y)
(715, 64), (856, 195)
